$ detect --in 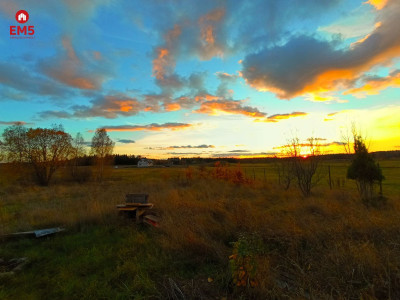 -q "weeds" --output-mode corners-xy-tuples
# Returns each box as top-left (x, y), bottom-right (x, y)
(229, 233), (263, 288)
(211, 162), (252, 186)
(0, 162), (399, 298)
